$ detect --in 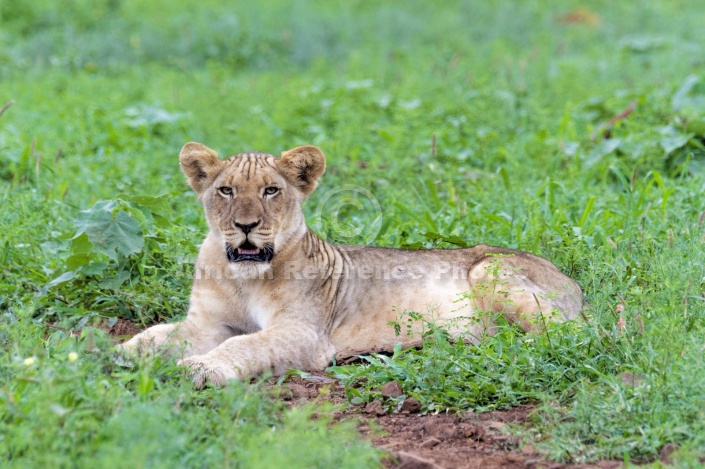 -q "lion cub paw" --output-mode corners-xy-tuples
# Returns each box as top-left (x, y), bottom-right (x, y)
(178, 355), (242, 389)
(119, 333), (164, 356)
